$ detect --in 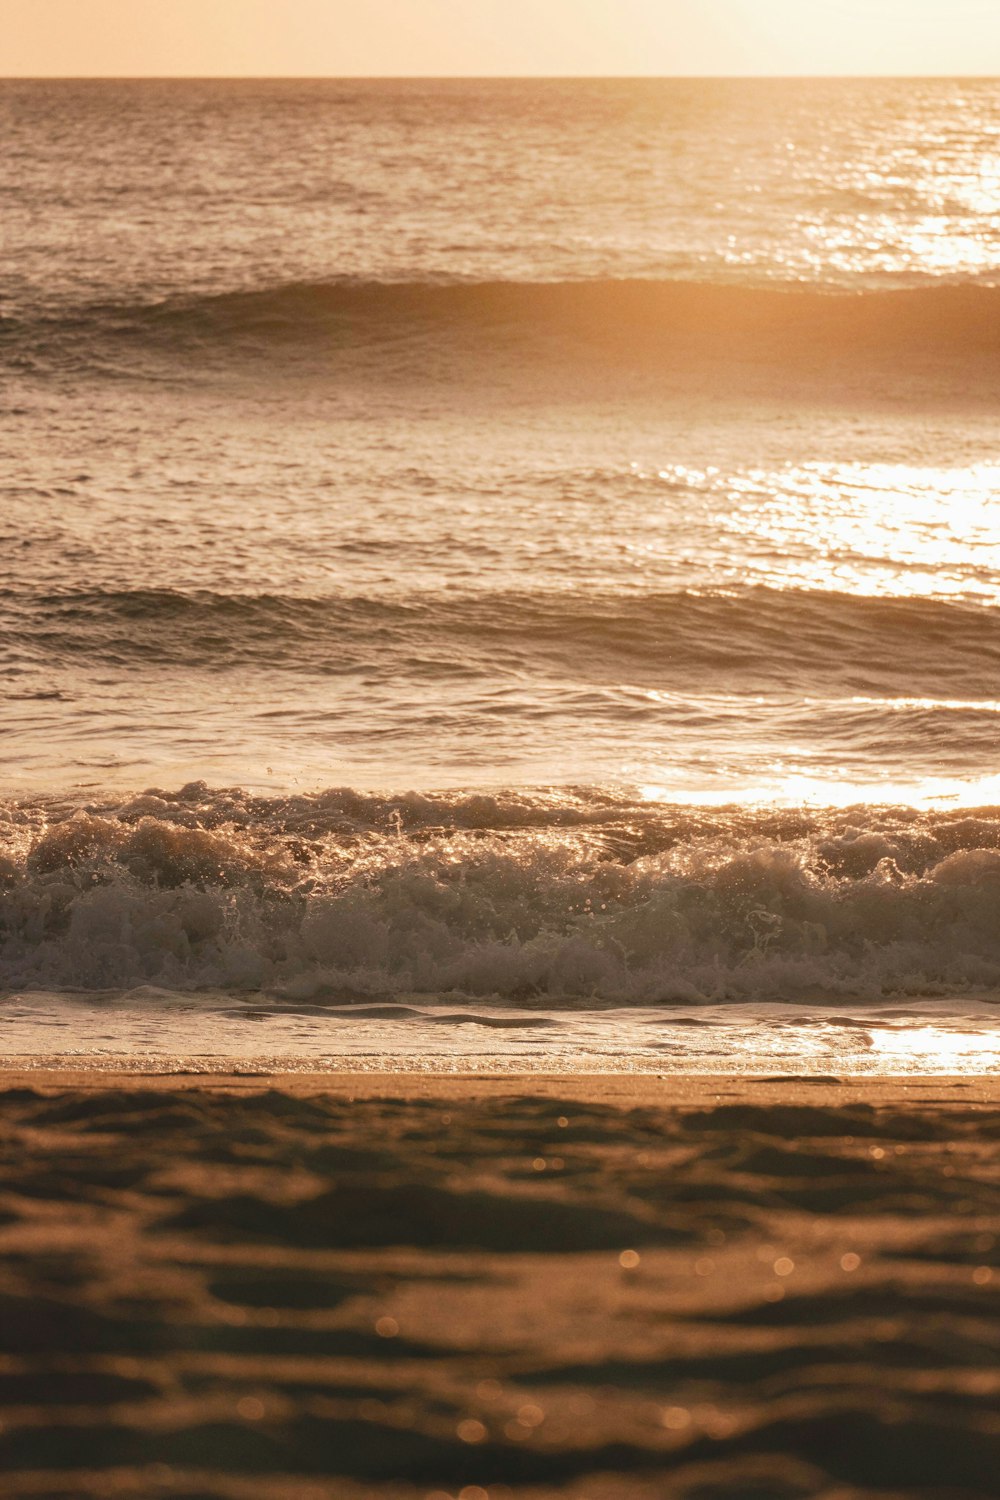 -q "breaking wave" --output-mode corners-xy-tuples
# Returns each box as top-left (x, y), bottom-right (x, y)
(5, 783), (1000, 1003)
